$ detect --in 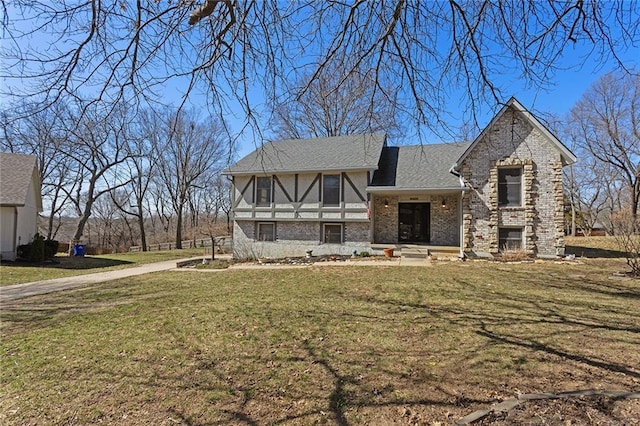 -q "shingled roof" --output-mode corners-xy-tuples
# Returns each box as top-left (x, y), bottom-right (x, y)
(0, 153), (42, 208)
(369, 142), (471, 192)
(225, 133), (386, 175)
